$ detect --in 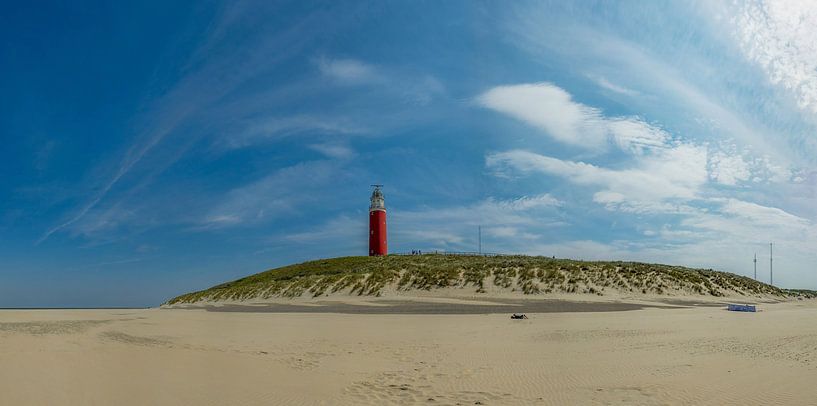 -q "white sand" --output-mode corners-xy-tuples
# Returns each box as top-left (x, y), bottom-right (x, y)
(1, 299), (817, 405)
